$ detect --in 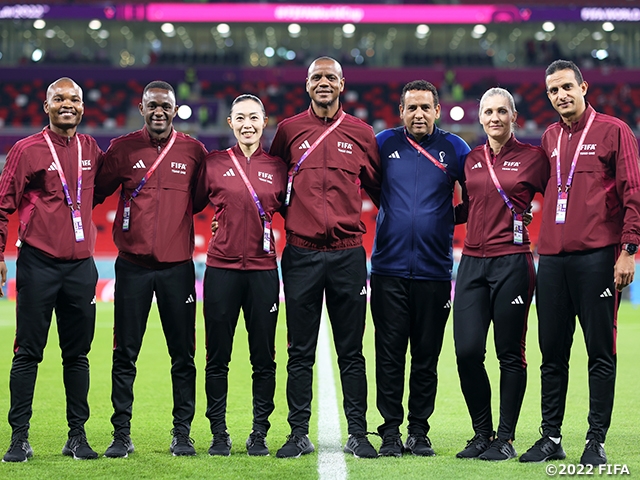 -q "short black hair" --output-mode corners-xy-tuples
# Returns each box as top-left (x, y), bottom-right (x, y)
(545, 59), (584, 85)
(143, 80), (175, 97)
(400, 80), (439, 107)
